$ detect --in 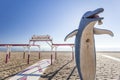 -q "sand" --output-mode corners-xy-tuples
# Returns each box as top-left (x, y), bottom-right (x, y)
(40, 52), (120, 80)
(0, 51), (120, 80)
(0, 51), (51, 80)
